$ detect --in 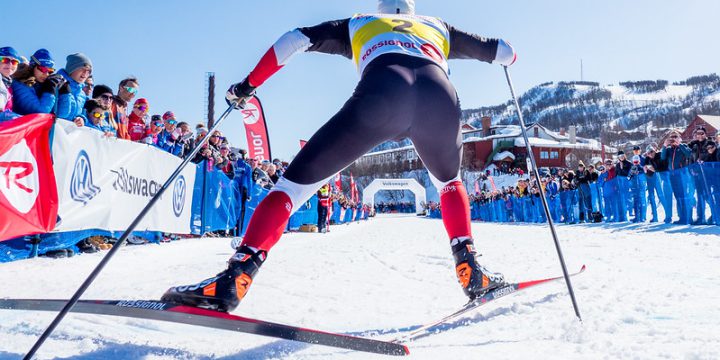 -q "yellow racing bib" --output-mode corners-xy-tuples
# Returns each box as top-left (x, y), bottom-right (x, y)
(349, 13), (450, 75)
